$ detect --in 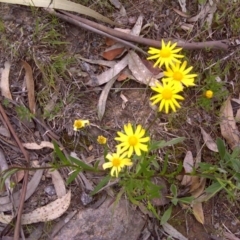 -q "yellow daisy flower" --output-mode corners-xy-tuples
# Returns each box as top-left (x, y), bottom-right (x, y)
(150, 81), (184, 114)
(73, 119), (90, 131)
(103, 149), (133, 177)
(147, 40), (184, 68)
(97, 135), (107, 144)
(115, 123), (150, 157)
(163, 61), (197, 88)
(205, 90), (213, 99)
